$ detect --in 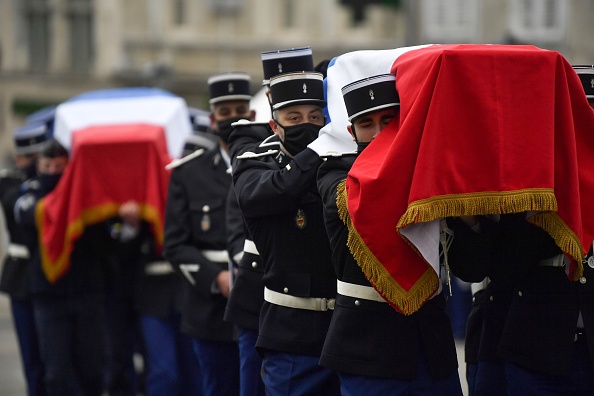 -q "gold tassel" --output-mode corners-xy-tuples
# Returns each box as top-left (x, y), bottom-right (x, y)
(336, 180), (439, 315)
(396, 188), (584, 279)
(529, 212), (585, 280)
(398, 188), (558, 228)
